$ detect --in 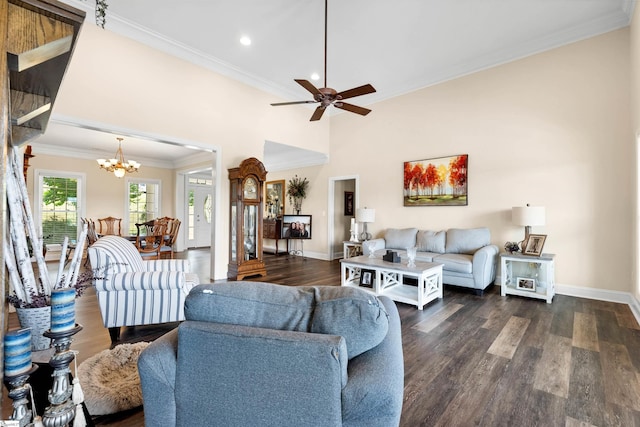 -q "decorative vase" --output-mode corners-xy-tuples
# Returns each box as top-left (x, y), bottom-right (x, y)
(293, 197), (303, 214)
(16, 306), (52, 351)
